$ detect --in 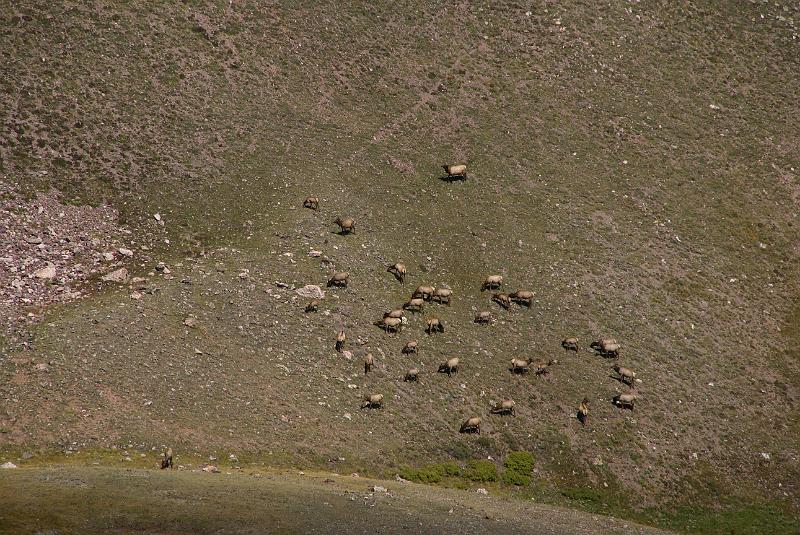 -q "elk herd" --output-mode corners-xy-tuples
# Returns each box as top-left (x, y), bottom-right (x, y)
(300, 166), (640, 436)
